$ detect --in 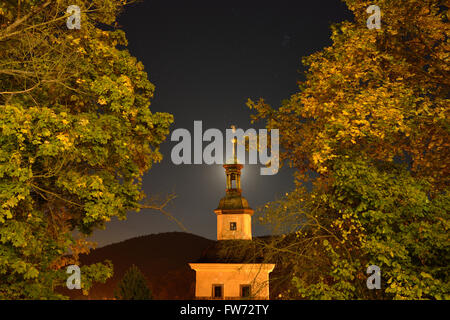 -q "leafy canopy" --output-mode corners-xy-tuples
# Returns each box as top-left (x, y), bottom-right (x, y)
(246, 0), (449, 299)
(0, 0), (173, 299)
